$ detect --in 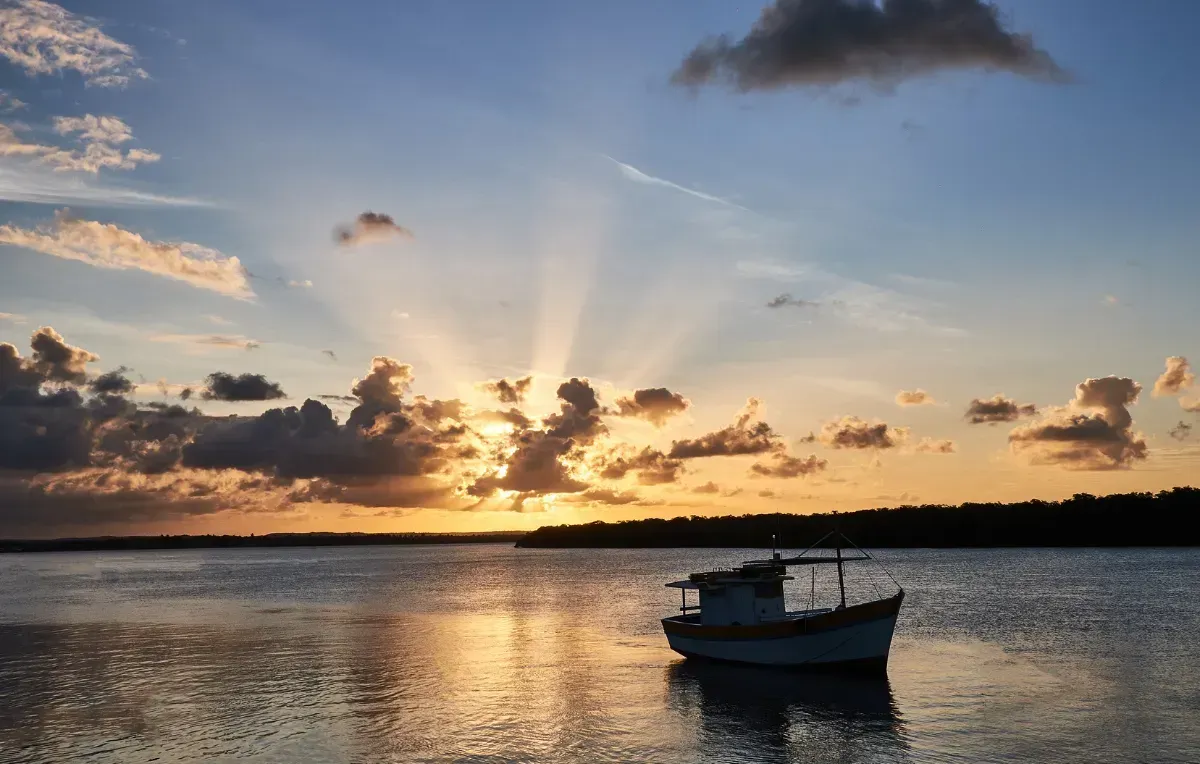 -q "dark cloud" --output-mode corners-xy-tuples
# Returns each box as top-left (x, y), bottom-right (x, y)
(1009, 376), (1147, 470)
(335, 211), (414, 246)
(479, 375), (532, 405)
(322, 349), (337, 362)
(615, 387), (690, 426)
(89, 366), (134, 395)
(597, 446), (684, 485)
(200, 372), (286, 402)
(669, 398), (784, 458)
(758, 489), (779, 499)
(672, 0), (1064, 94)
(543, 378), (607, 444)
(0, 342), (42, 391)
(0, 386), (91, 470)
(470, 433), (588, 497)
(750, 452), (827, 478)
(766, 293), (819, 309)
(1169, 421), (1192, 442)
(692, 481), (722, 494)
(27, 326), (98, 385)
(895, 389), (934, 406)
(965, 394), (1037, 424)
(819, 416), (907, 449)
(914, 437), (956, 454)
(179, 386), (194, 401)
(351, 356), (413, 409)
